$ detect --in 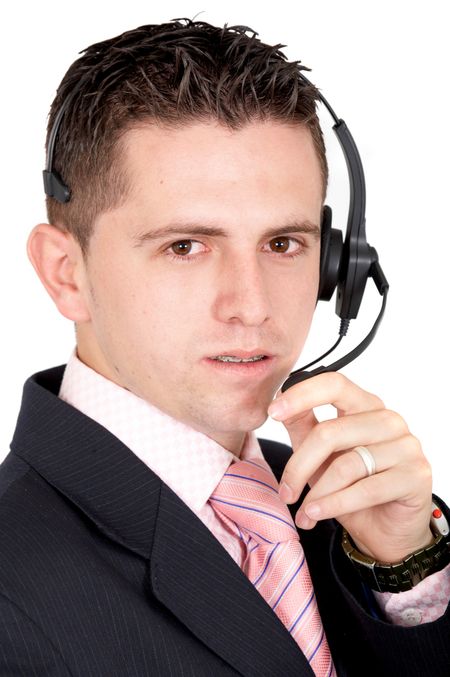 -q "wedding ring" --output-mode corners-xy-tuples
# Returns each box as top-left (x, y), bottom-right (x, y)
(353, 445), (376, 477)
